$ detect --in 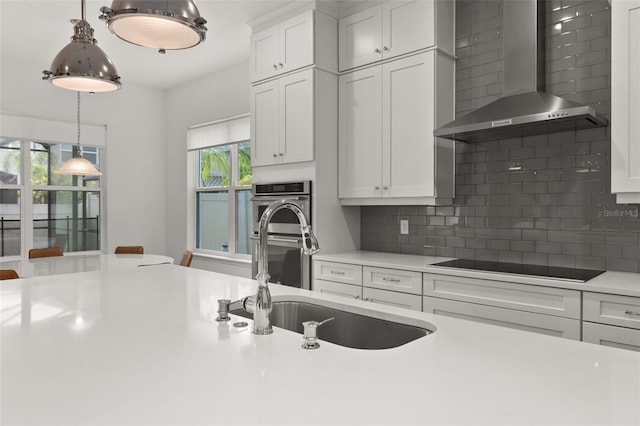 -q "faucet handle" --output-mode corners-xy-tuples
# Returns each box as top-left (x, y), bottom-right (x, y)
(216, 299), (231, 322)
(301, 317), (334, 349)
